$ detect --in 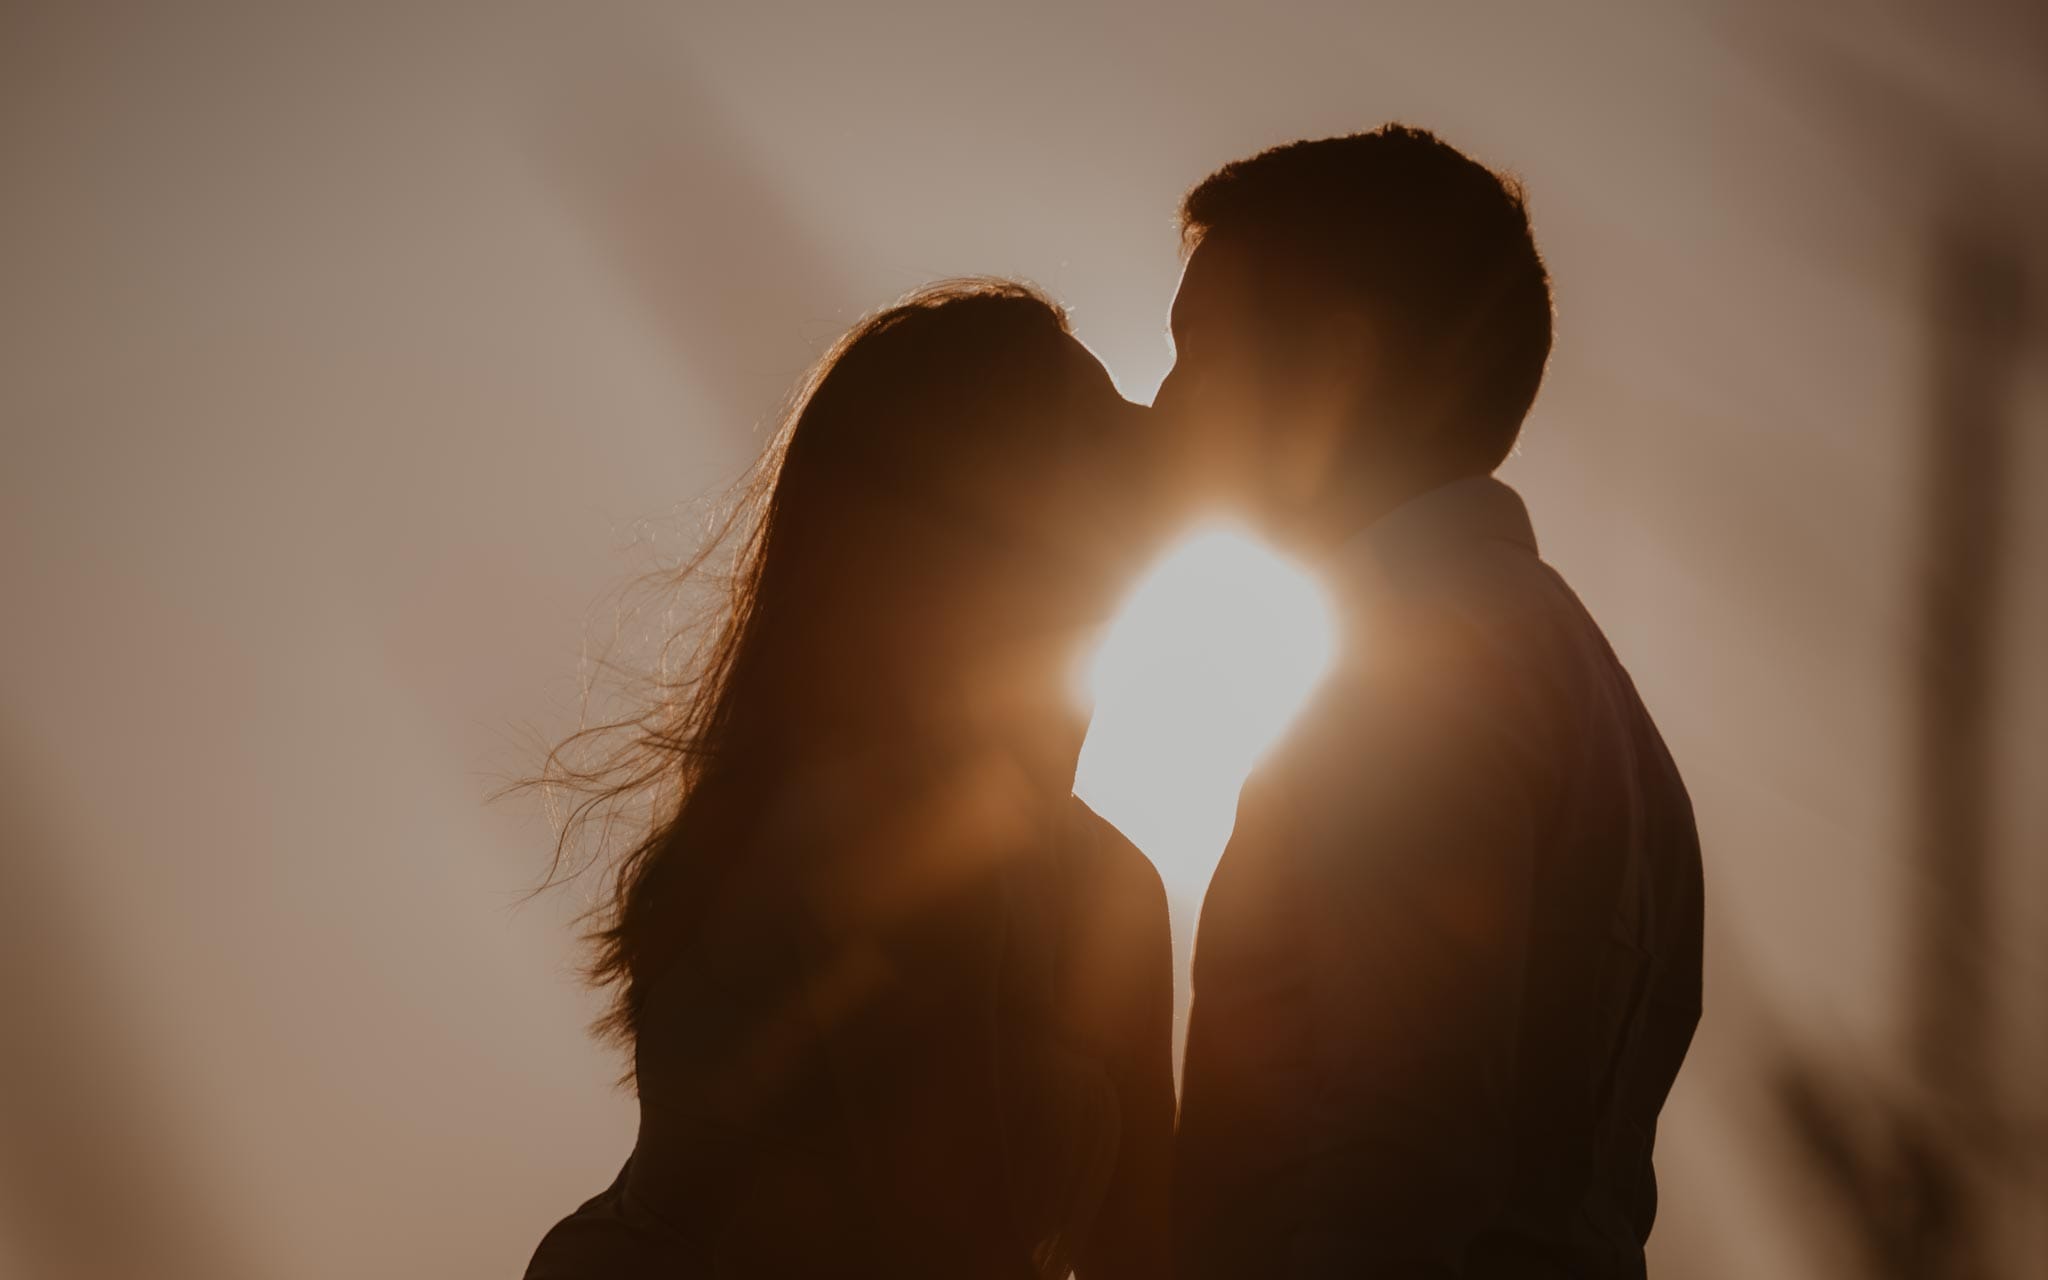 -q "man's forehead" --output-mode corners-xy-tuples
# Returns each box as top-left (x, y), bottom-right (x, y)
(1169, 234), (1260, 335)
